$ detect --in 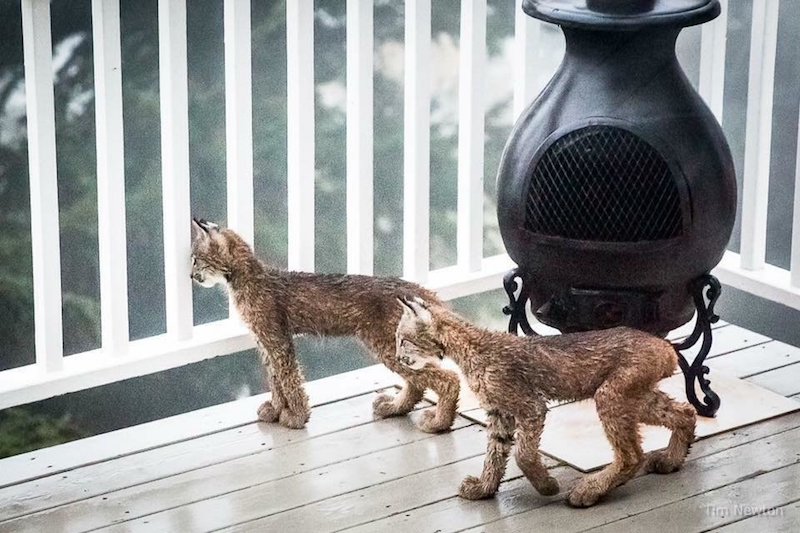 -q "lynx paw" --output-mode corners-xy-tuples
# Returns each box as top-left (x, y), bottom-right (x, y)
(372, 393), (400, 418)
(257, 401), (280, 423)
(567, 478), (604, 508)
(278, 409), (309, 430)
(416, 408), (451, 434)
(458, 475), (496, 500)
(644, 451), (682, 474)
(534, 475), (560, 496)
